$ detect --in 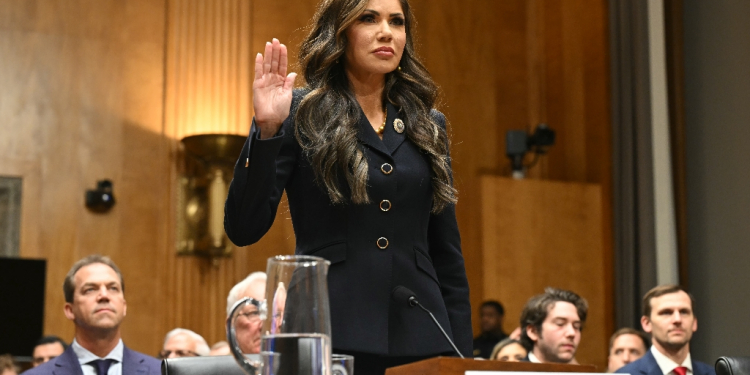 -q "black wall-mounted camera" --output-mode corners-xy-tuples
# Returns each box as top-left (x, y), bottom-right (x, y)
(506, 123), (556, 178)
(85, 180), (116, 213)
